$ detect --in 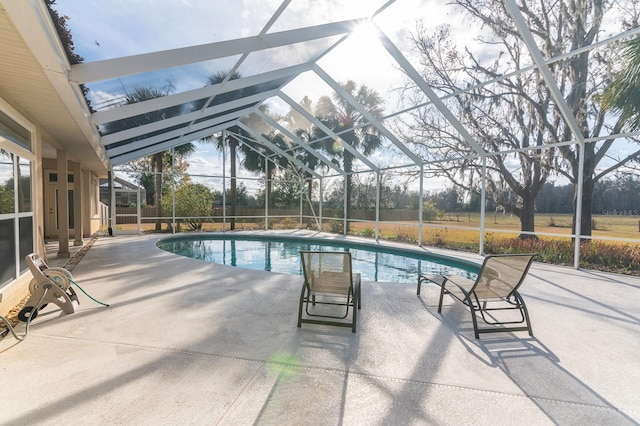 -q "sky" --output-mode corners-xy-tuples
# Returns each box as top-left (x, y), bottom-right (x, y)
(50, 0), (639, 196)
(53, 0), (460, 192)
(53, 0), (456, 112)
